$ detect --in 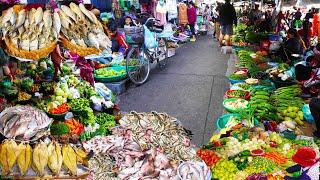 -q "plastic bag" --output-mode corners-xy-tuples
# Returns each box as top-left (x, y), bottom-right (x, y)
(302, 104), (314, 123)
(144, 25), (158, 49)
